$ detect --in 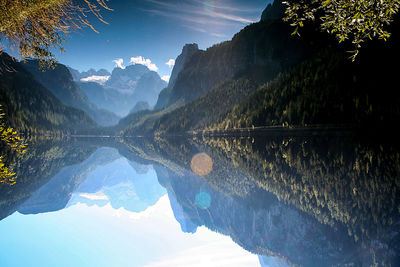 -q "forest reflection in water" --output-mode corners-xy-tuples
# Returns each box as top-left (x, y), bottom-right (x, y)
(0, 131), (399, 267)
